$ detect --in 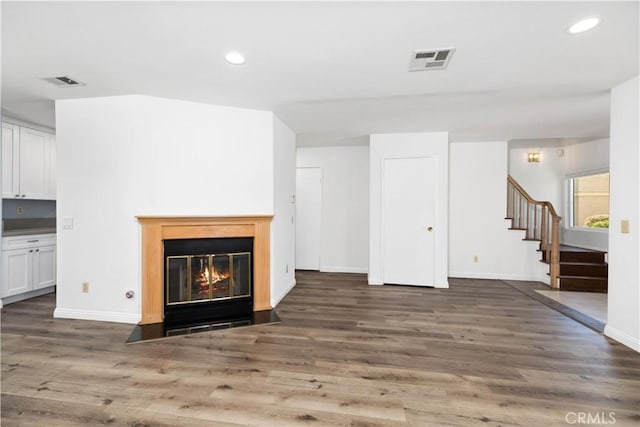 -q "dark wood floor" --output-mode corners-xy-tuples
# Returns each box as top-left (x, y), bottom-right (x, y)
(2, 272), (639, 426)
